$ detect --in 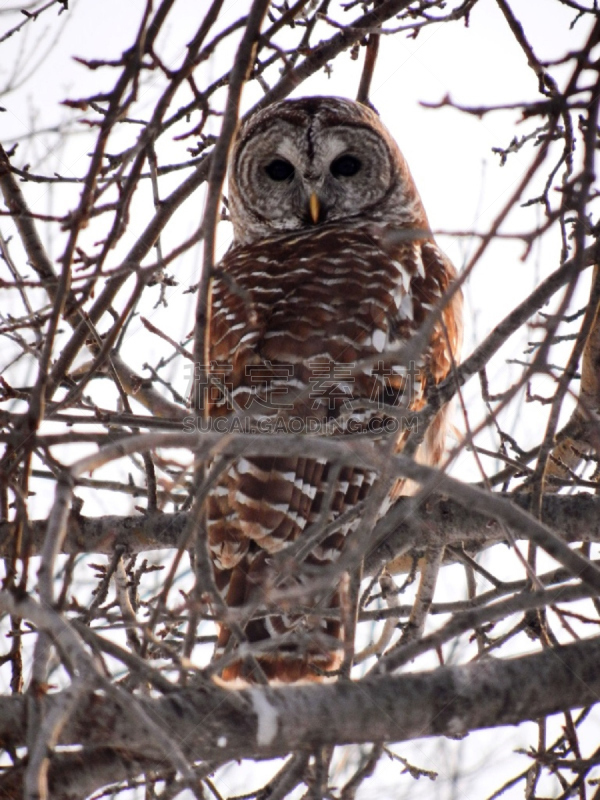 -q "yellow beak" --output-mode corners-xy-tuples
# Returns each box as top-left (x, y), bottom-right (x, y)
(309, 192), (320, 224)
